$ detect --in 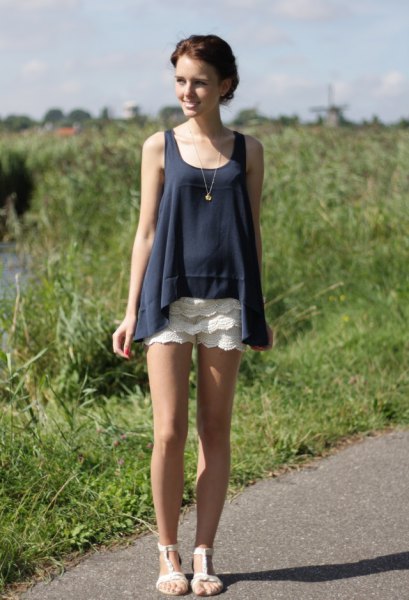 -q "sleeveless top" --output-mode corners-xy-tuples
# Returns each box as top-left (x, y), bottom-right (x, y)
(133, 129), (269, 346)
